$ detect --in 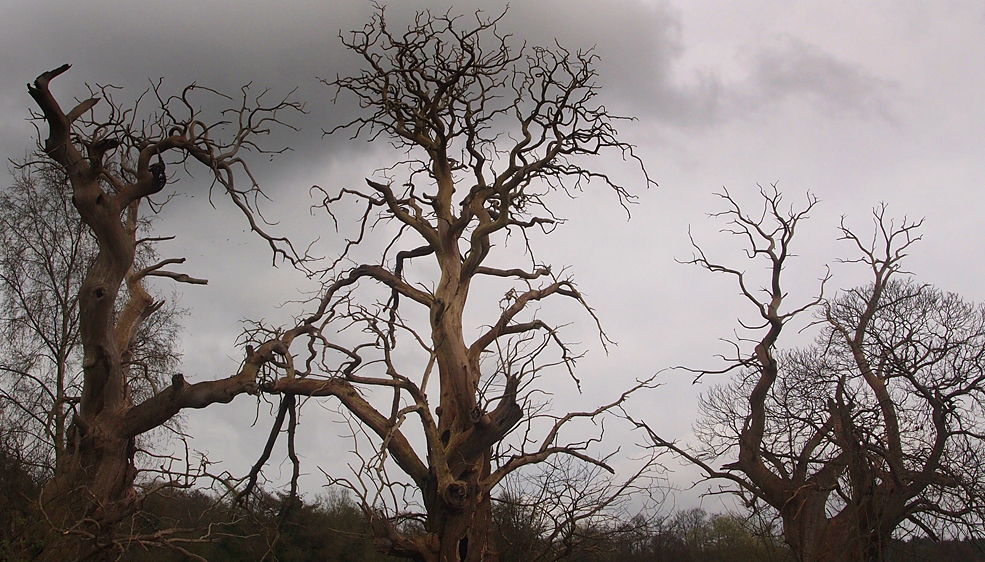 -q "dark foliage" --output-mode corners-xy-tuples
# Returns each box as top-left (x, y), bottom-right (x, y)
(0, 443), (45, 561)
